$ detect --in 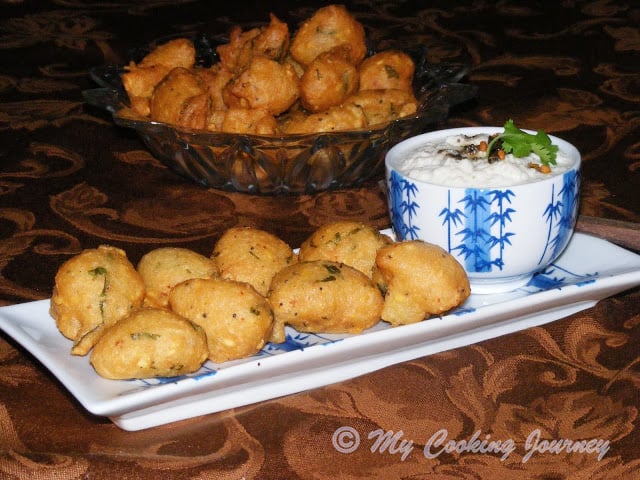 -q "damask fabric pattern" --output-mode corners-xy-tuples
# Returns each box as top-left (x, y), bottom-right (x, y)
(0, 0), (639, 478)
